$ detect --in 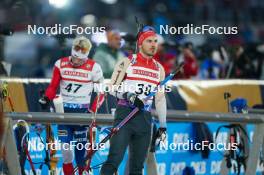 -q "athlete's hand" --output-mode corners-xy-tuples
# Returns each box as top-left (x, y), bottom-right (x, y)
(38, 95), (50, 109)
(125, 92), (144, 109)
